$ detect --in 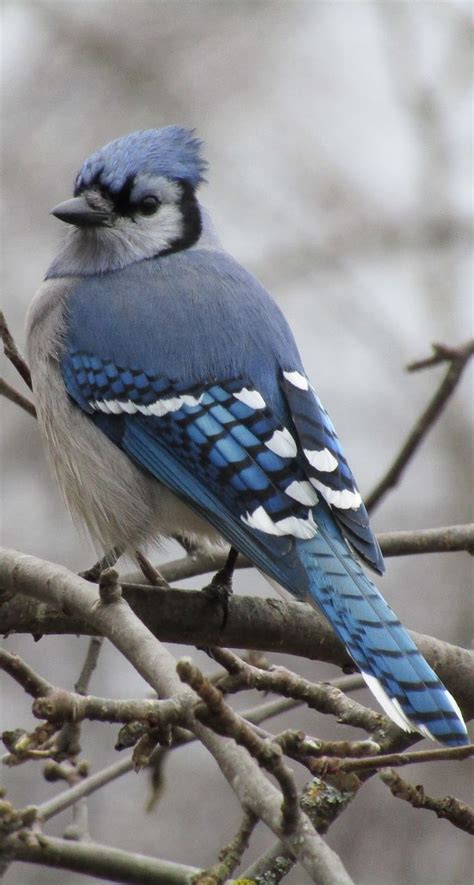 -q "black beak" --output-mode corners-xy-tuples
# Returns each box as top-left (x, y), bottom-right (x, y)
(51, 196), (111, 227)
